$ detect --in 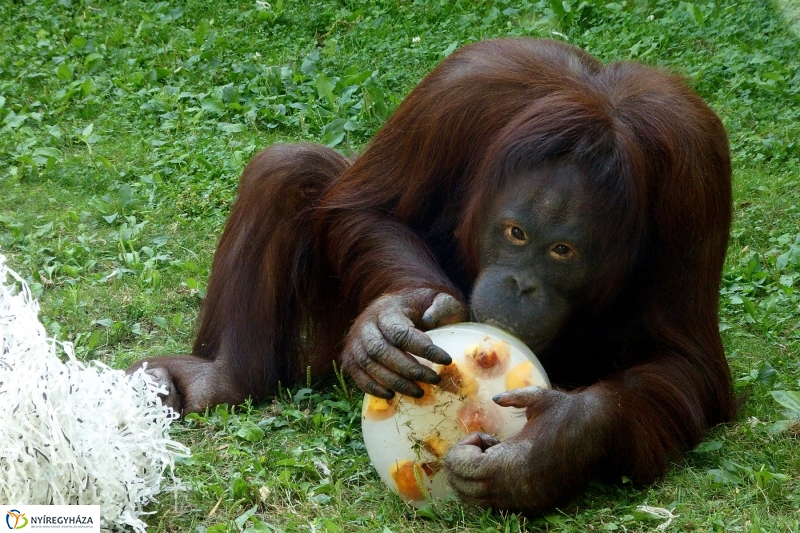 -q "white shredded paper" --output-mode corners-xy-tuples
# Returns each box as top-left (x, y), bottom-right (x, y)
(0, 255), (190, 531)
(636, 505), (678, 531)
